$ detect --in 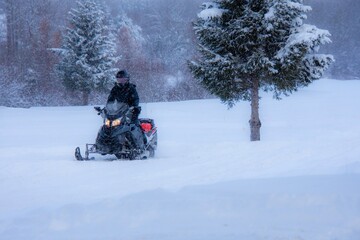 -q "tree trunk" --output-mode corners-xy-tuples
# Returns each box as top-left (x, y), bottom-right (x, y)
(249, 77), (261, 141)
(5, 0), (17, 63)
(82, 91), (89, 106)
